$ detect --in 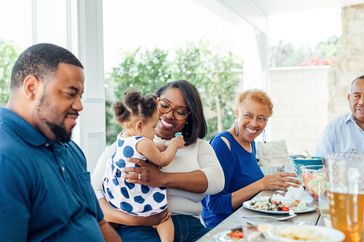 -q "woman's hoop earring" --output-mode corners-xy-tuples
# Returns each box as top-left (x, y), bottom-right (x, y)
(234, 121), (239, 136)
